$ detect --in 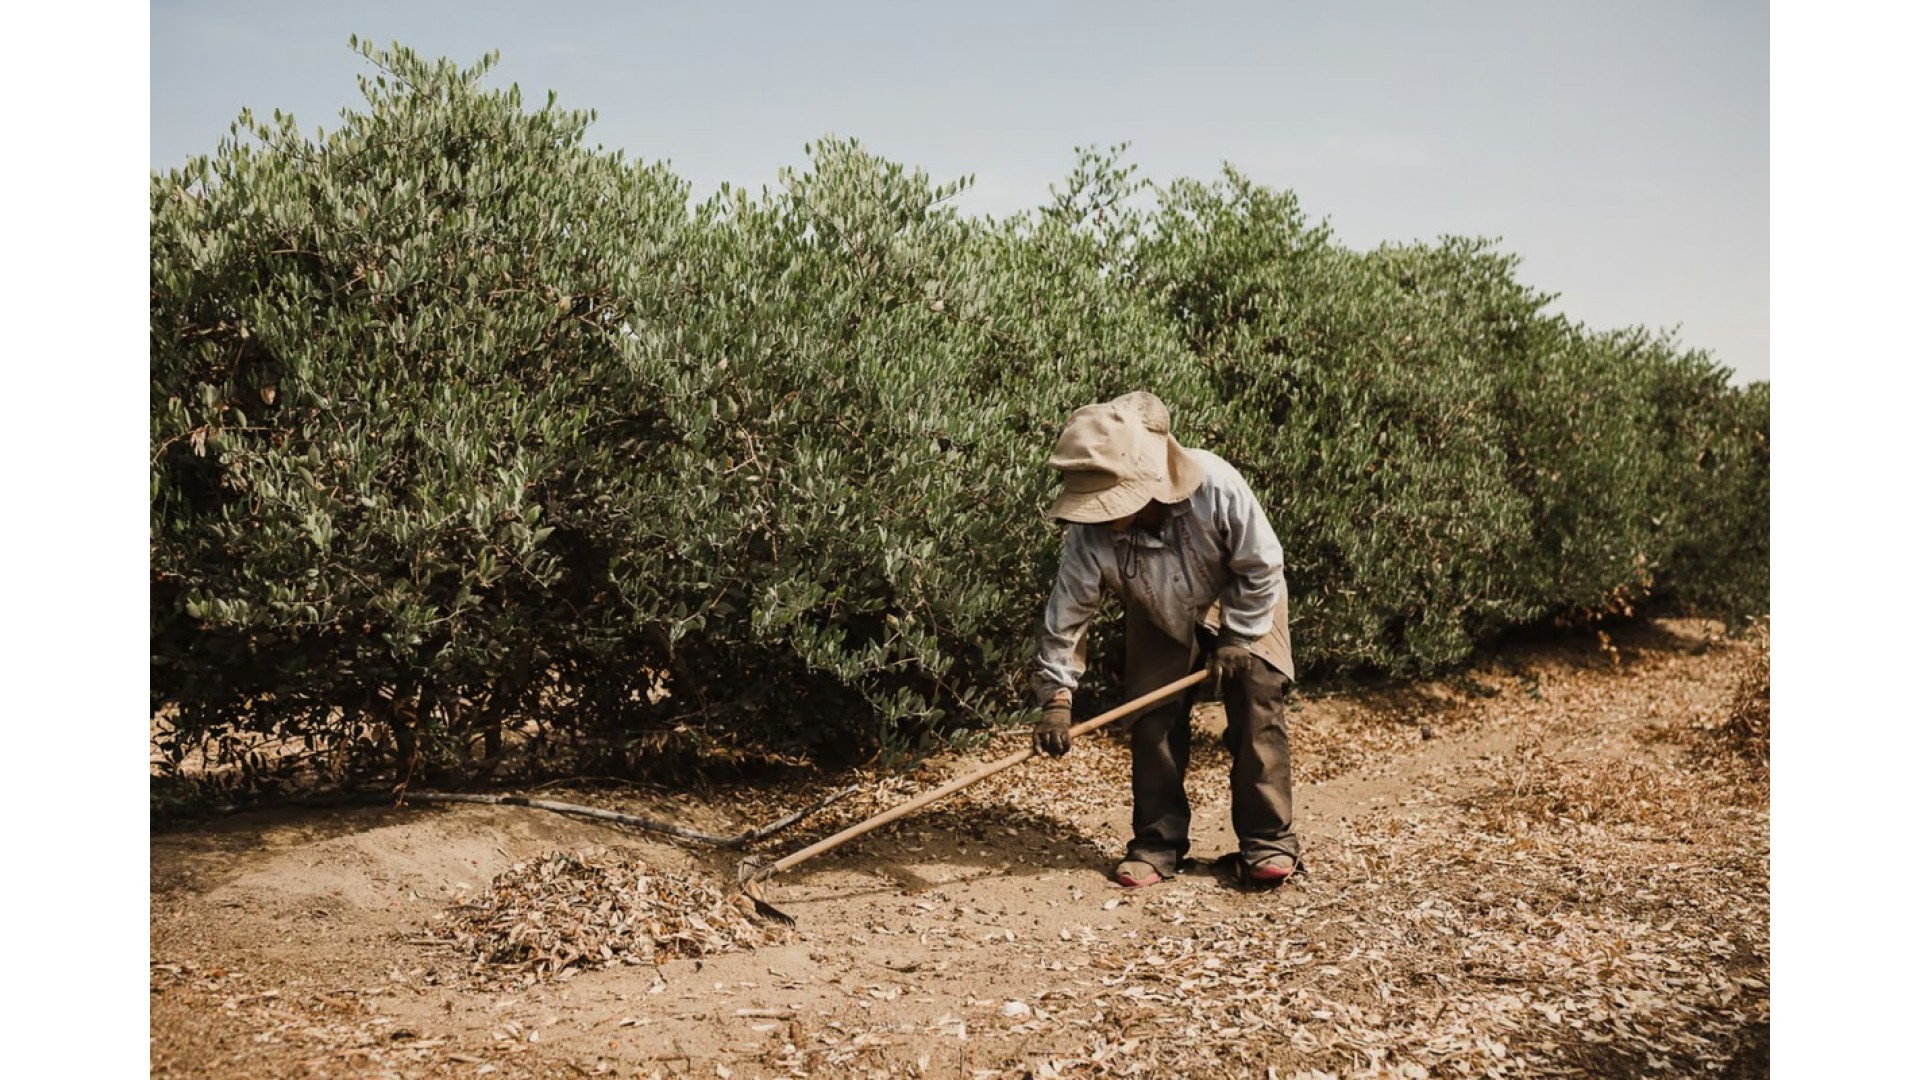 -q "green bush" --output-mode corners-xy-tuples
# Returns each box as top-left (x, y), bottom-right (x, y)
(574, 135), (1209, 757)
(151, 43), (1767, 791)
(1121, 169), (1767, 674)
(1129, 177), (1550, 674)
(150, 45), (1201, 785)
(1649, 363), (1770, 624)
(151, 42), (696, 781)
